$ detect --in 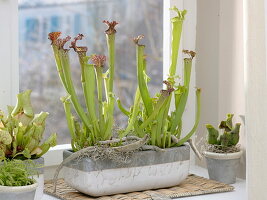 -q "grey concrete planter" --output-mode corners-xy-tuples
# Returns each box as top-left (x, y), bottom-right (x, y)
(204, 151), (243, 184)
(0, 182), (38, 200)
(63, 145), (190, 196)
